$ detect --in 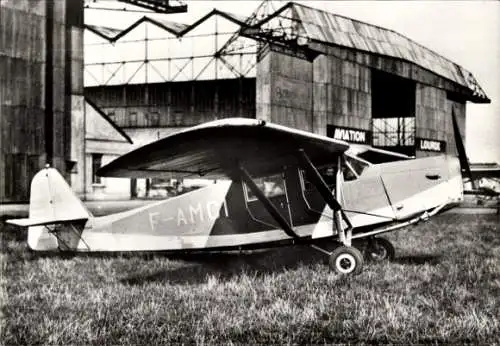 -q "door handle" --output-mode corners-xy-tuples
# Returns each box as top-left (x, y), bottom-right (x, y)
(425, 173), (441, 180)
(395, 204), (404, 210)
